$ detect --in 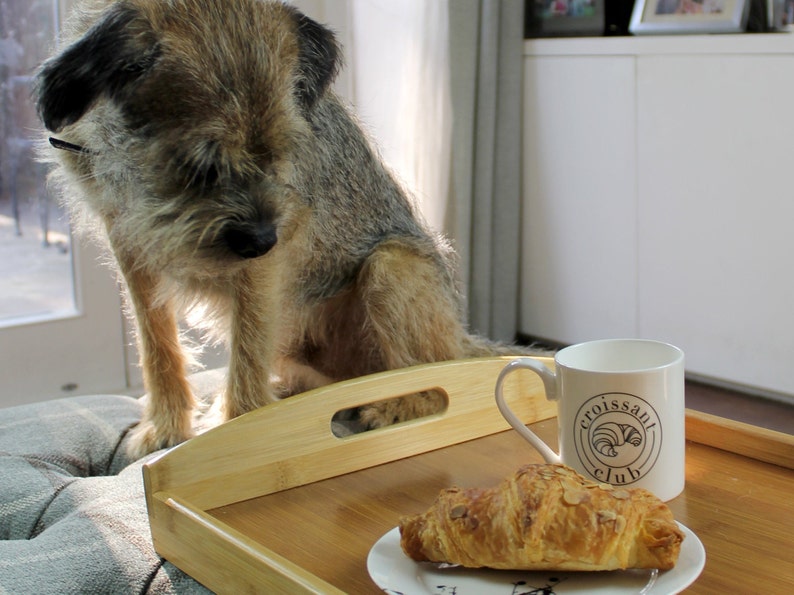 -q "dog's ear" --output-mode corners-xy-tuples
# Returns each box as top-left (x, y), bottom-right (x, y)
(35, 3), (159, 132)
(291, 10), (340, 109)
